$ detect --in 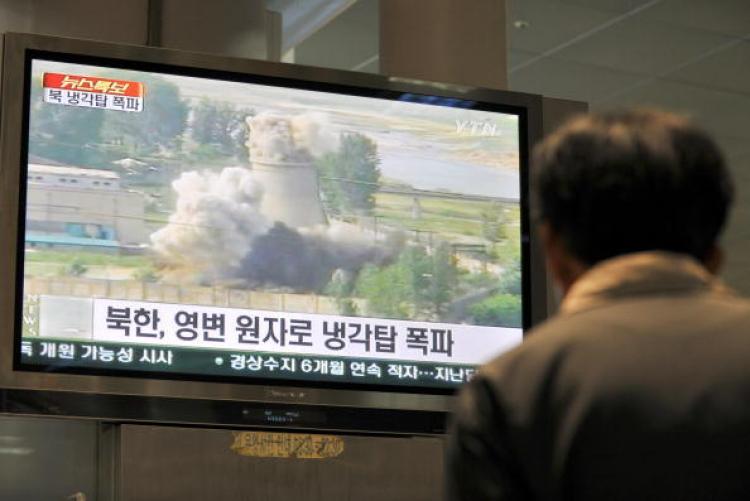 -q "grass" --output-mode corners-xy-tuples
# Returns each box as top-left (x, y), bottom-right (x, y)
(24, 261), (65, 277)
(375, 206), (483, 236)
(24, 249), (149, 268)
